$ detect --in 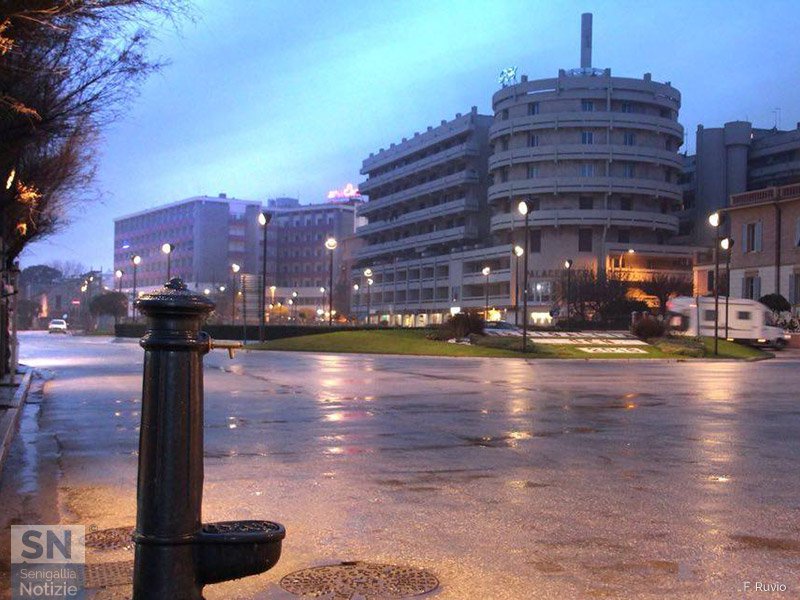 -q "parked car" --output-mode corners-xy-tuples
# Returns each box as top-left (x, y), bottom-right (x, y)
(48, 319), (68, 334)
(484, 321), (523, 337)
